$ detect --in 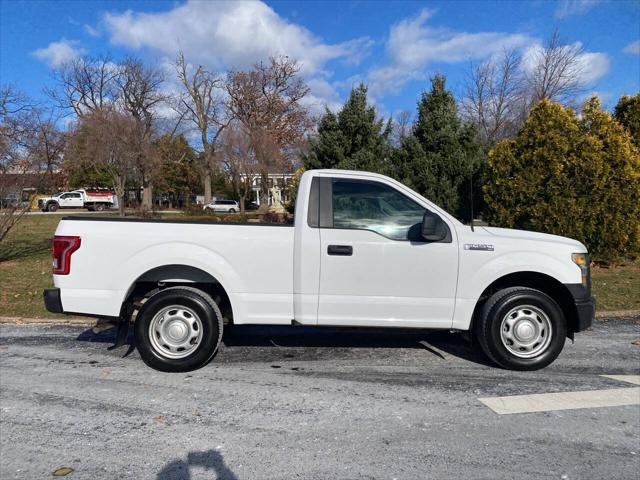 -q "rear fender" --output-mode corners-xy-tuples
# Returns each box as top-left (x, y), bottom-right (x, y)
(118, 242), (241, 310)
